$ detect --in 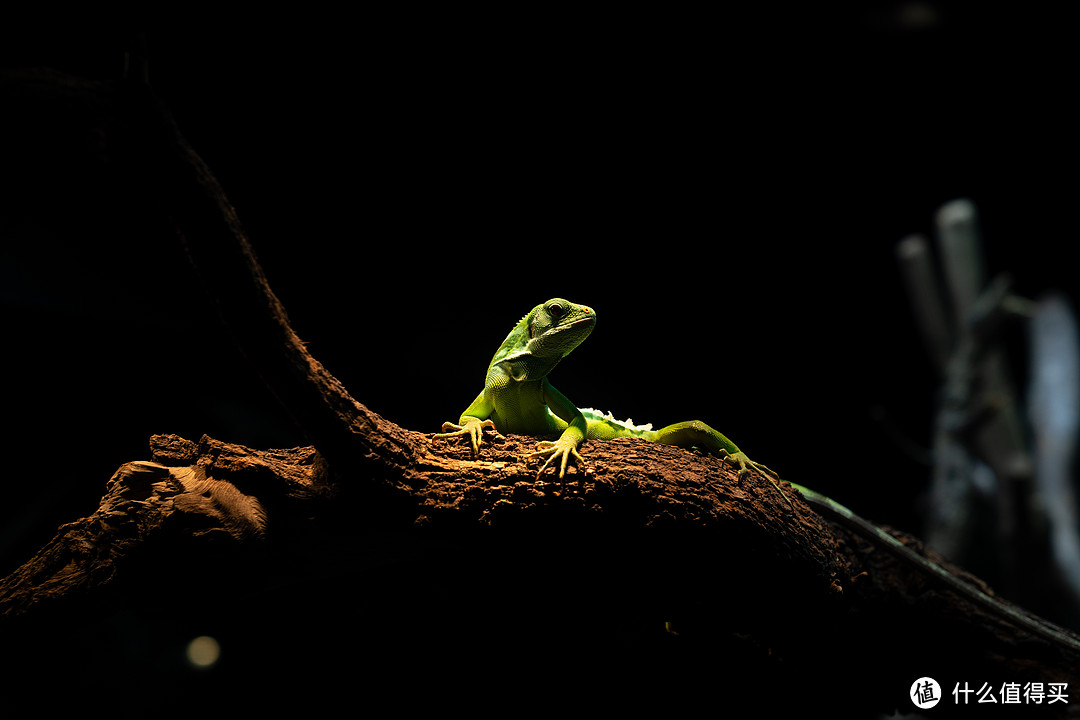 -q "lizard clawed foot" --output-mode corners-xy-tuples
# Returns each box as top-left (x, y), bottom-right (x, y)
(433, 418), (499, 458)
(719, 450), (794, 509)
(528, 437), (585, 480)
